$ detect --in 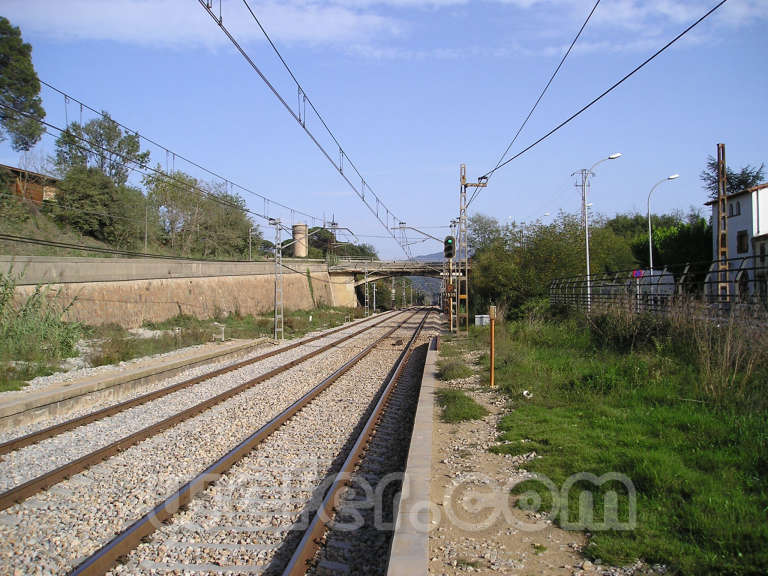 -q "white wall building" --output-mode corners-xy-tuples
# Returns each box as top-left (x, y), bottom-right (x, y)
(706, 182), (768, 300)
